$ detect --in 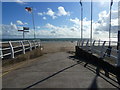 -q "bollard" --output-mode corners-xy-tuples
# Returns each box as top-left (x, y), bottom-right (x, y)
(117, 50), (120, 67)
(20, 41), (25, 54)
(8, 41), (14, 59)
(28, 41), (32, 51)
